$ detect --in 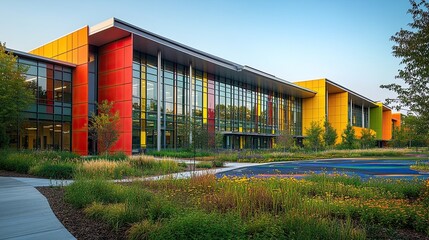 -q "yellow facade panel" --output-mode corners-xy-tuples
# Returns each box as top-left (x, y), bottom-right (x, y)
(58, 36), (67, 54)
(72, 32), (78, 49)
